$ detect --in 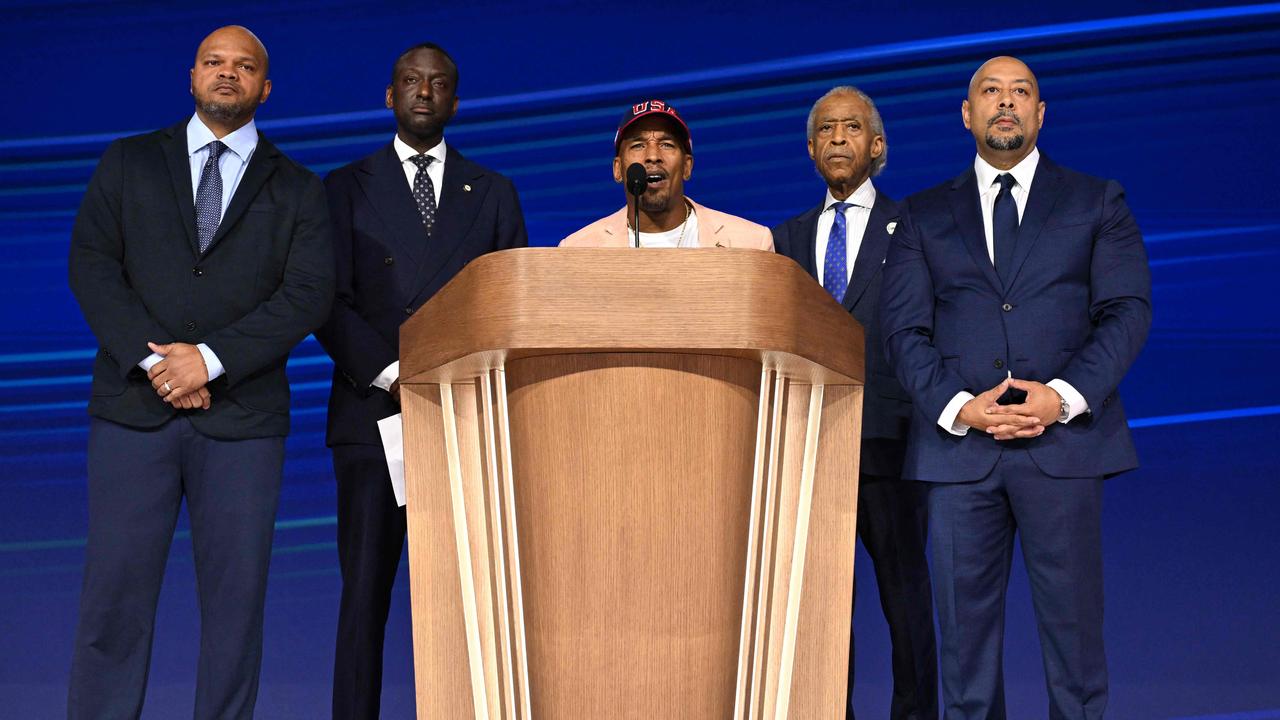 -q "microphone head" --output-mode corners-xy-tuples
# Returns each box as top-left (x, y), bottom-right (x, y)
(625, 163), (648, 196)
